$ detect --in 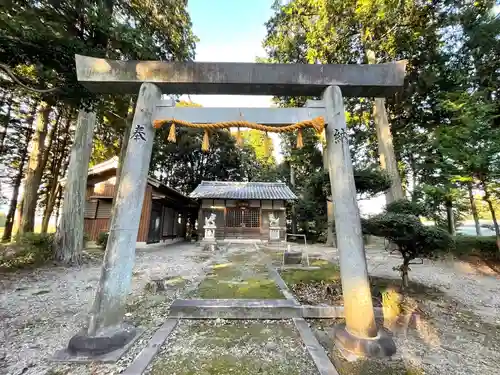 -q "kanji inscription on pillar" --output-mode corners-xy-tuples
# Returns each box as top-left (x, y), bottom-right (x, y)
(131, 124), (146, 141)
